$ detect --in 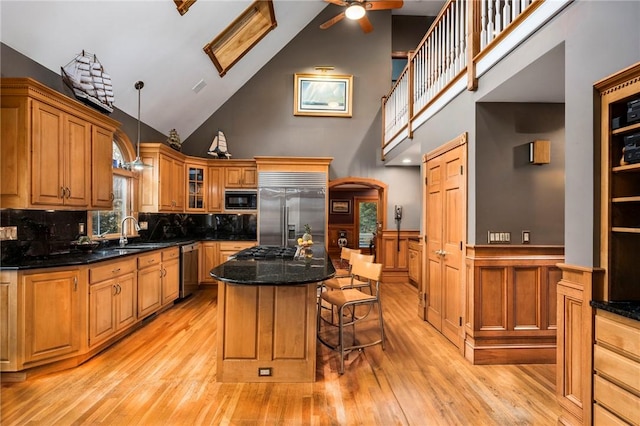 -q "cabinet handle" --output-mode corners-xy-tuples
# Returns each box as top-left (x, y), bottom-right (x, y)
(60, 187), (66, 198)
(117, 284), (121, 295)
(110, 192), (115, 201)
(113, 284), (118, 295)
(73, 276), (78, 291)
(112, 268), (121, 274)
